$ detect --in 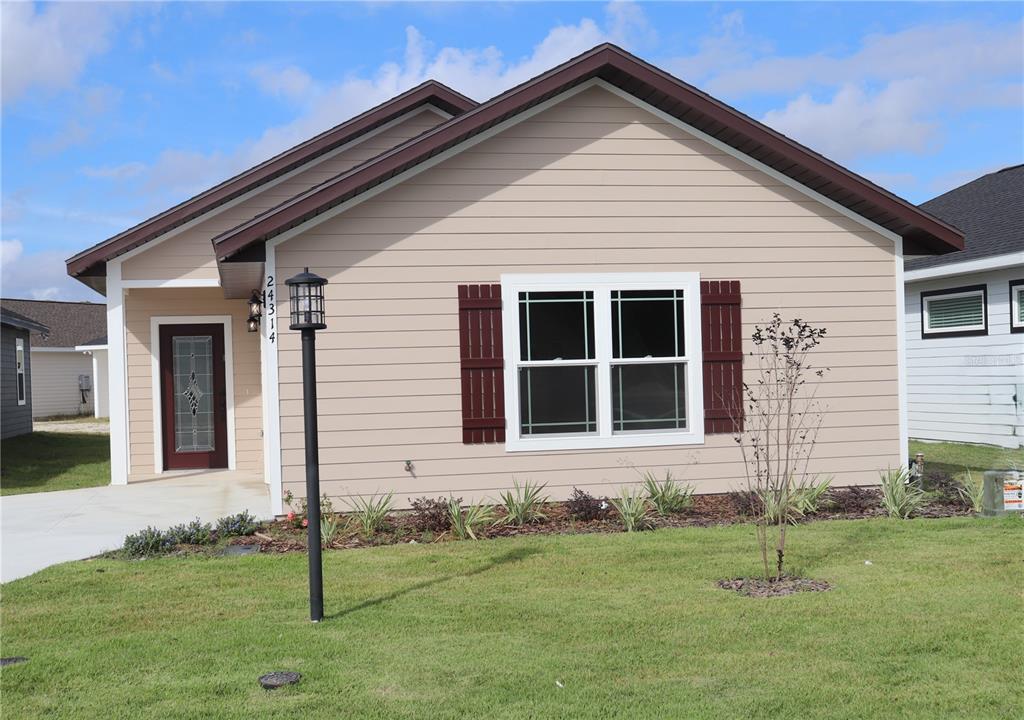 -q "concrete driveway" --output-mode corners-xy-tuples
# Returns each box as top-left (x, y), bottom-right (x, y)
(1, 471), (269, 583)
